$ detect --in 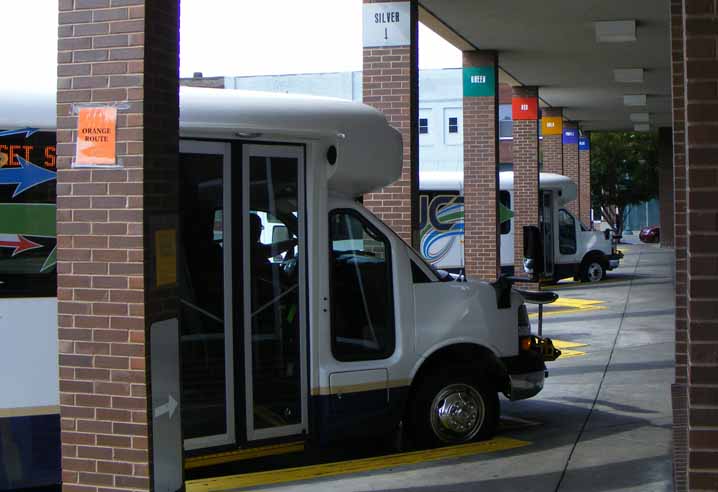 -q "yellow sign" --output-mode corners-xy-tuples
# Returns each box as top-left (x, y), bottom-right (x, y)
(542, 116), (563, 136)
(75, 106), (118, 166)
(155, 229), (177, 287)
